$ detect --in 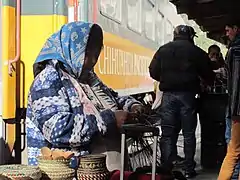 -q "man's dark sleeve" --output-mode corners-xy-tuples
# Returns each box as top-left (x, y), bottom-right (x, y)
(210, 61), (221, 70)
(195, 47), (216, 85)
(149, 48), (161, 81)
